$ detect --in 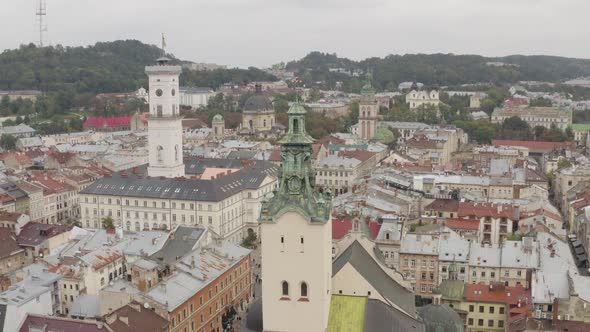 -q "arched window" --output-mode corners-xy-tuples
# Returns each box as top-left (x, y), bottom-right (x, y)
(300, 282), (308, 297)
(135, 222), (140, 232)
(293, 119), (299, 133)
(385, 233), (390, 240)
(282, 281), (289, 296)
(152, 222), (158, 230)
(126, 221), (131, 231)
(157, 146), (163, 162)
(143, 222), (149, 230)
